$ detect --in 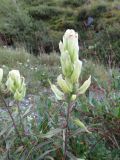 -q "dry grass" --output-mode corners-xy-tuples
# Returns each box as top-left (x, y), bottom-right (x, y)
(0, 47), (30, 66)
(38, 52), (60, 66)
